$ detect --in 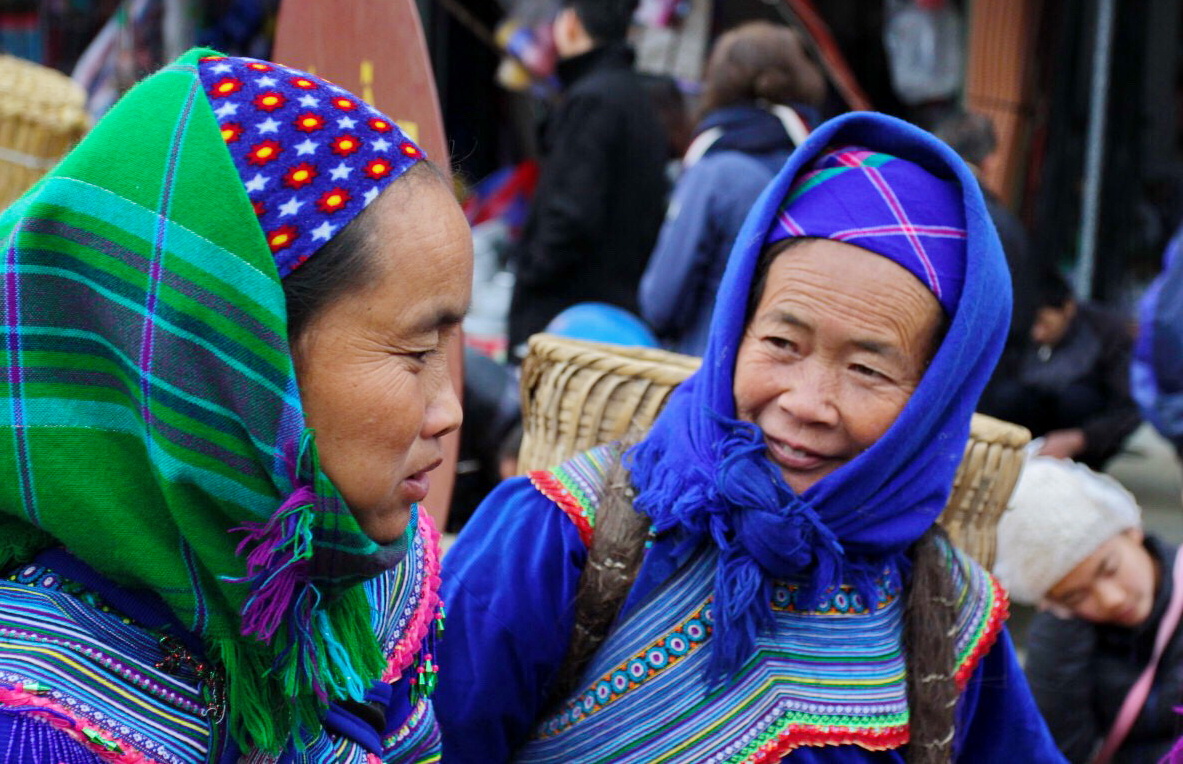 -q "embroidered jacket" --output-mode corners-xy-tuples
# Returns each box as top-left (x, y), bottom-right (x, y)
(0, 514), (445, 763)
(435, 447), (1067, 763)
